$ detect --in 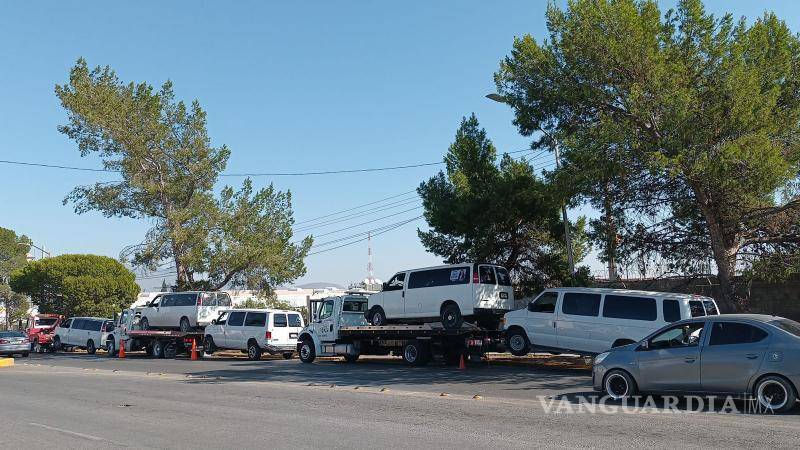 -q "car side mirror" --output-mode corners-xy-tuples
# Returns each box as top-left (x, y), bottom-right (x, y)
(637, 340), (649, 351)
(382, 282), (388, 291)
(527, 302), (536, 312)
